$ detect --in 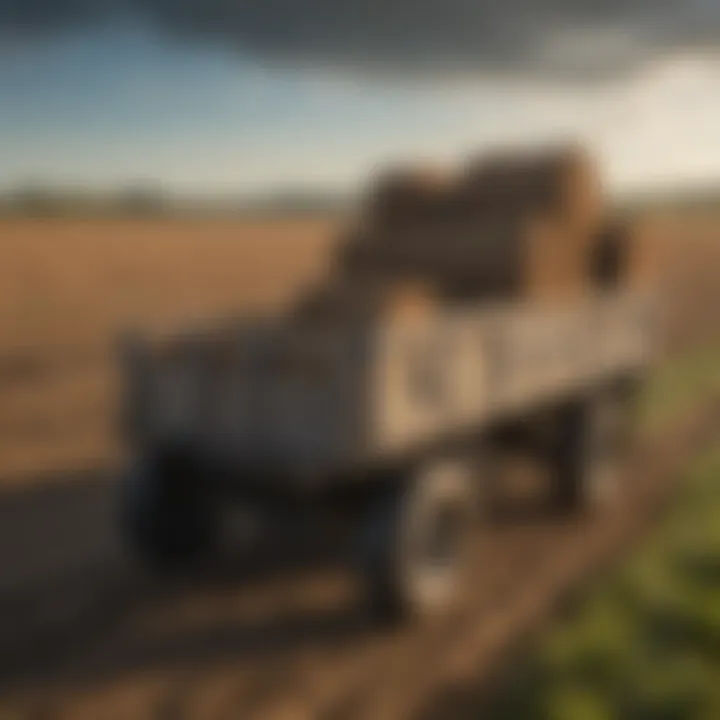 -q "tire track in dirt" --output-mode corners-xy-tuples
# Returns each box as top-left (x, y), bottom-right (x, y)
(1, 398), (719, 719)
